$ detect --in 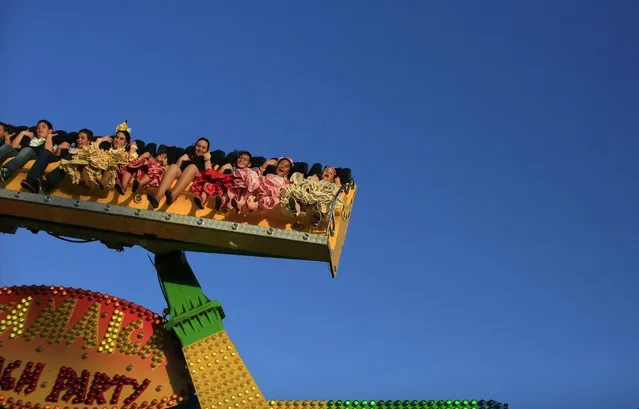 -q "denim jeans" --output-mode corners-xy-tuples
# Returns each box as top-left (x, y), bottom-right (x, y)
(0, 144), (18, 165)
(44, 150), (73, 188)
(1, 146), (39, 177)
(26, 148), (60, 182)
